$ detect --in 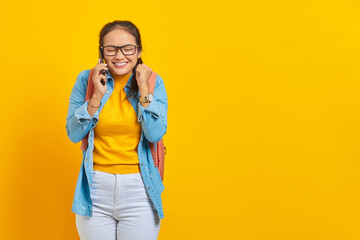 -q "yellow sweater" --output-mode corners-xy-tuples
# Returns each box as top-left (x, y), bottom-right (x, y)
(92, 71), (141, 174)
